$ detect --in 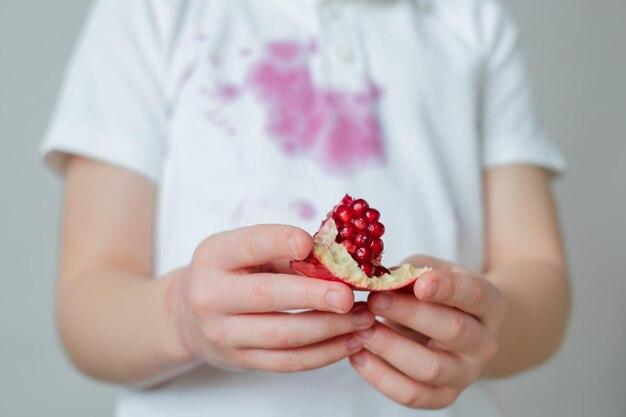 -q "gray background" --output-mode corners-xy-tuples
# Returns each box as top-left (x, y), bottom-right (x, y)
(1, 0), (625, 416)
